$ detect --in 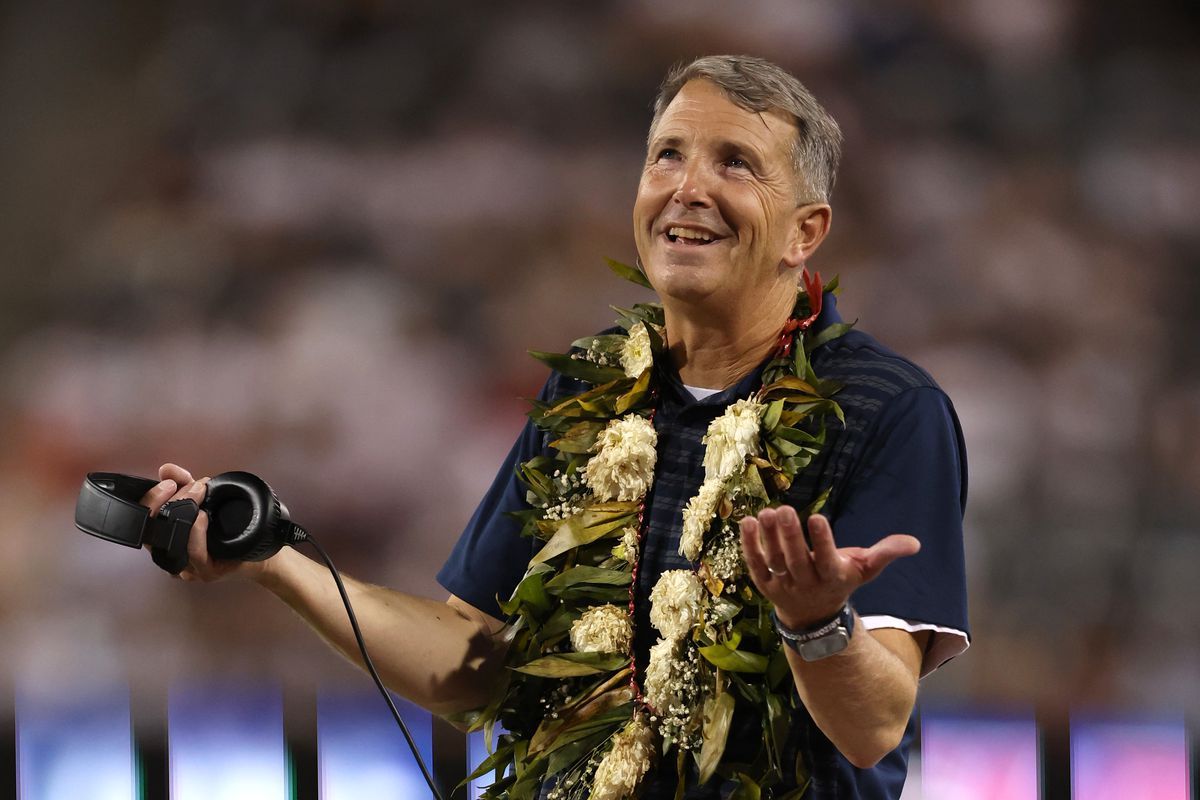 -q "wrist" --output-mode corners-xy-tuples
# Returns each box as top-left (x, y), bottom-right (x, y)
(774, 602), (850, 632)
(251, 546), (297, 592)
(773, 603), (856, 662)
